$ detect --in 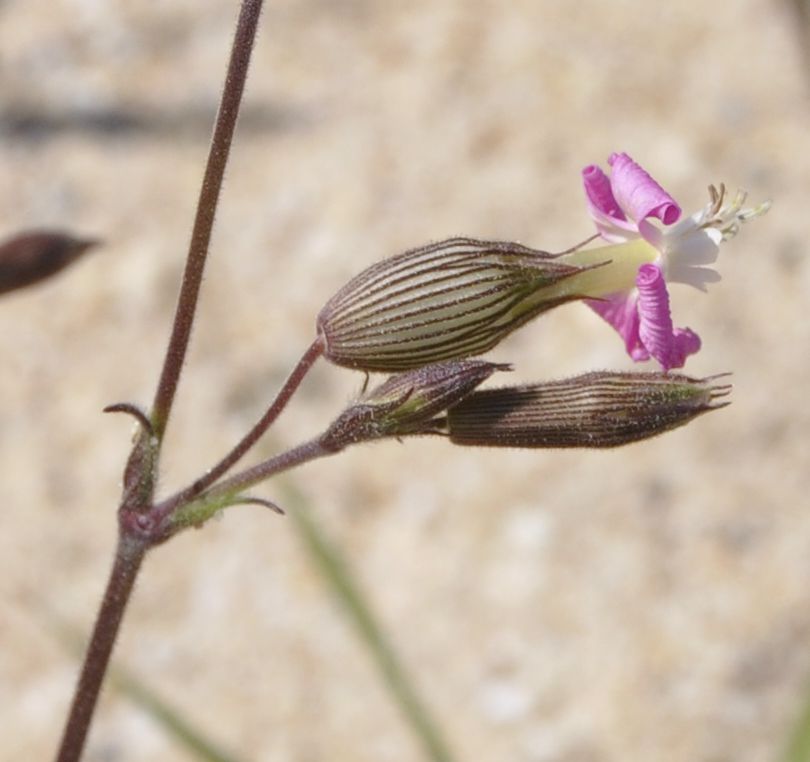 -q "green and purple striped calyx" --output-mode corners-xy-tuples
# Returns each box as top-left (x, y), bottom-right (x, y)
(446, 371), (730, 448)
(320, 359), (509, 451)
(316, 237), (599, 372)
